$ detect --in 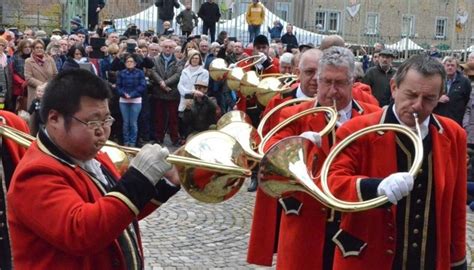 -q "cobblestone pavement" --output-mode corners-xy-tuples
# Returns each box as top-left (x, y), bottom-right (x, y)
(141, 187), (474, 269)
(140, 139), (474, 269)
